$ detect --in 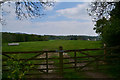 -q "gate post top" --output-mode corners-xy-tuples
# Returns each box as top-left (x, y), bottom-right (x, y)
(104, 43), (106, 47)
(59, 46), (63, 50)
